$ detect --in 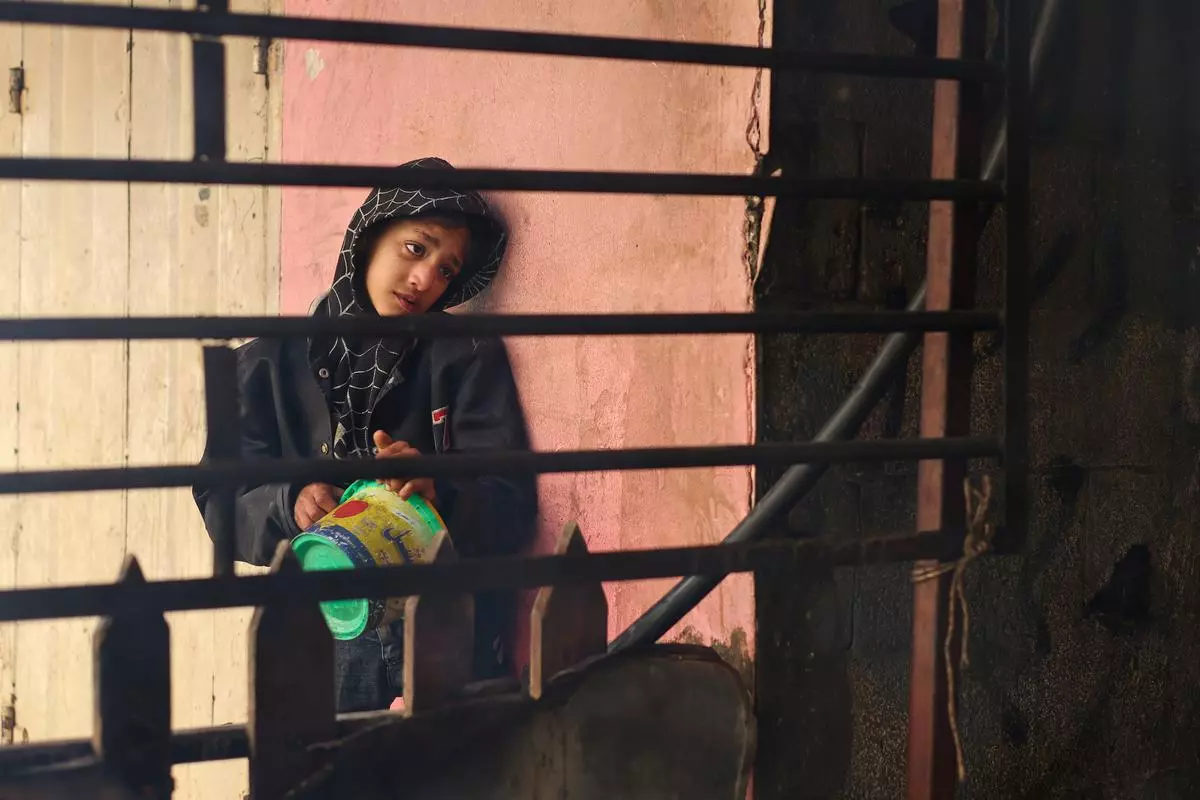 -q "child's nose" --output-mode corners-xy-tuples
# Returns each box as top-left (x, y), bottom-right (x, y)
(409, 264), (434, 292)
